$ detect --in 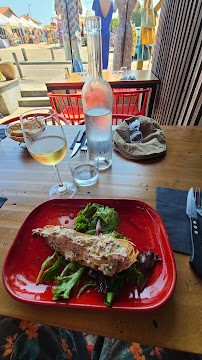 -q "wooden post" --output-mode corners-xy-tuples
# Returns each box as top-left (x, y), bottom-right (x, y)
(136, 60), (143, 70)
(21, 48), (28, 61)
(50, 48), (55, 61)
(12, 53), (23, 78)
